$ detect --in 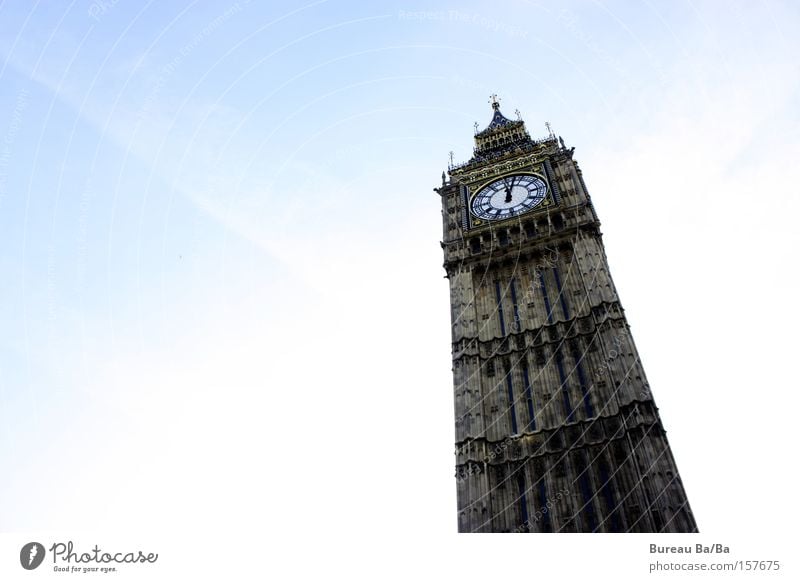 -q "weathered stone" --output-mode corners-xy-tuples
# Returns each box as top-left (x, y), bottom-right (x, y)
(438, 101), (697, 533)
